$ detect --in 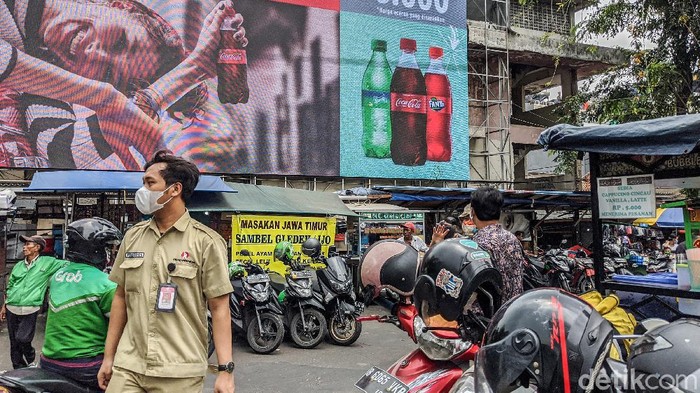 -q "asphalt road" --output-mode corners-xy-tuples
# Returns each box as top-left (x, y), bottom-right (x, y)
(0, 306), (417, 393)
